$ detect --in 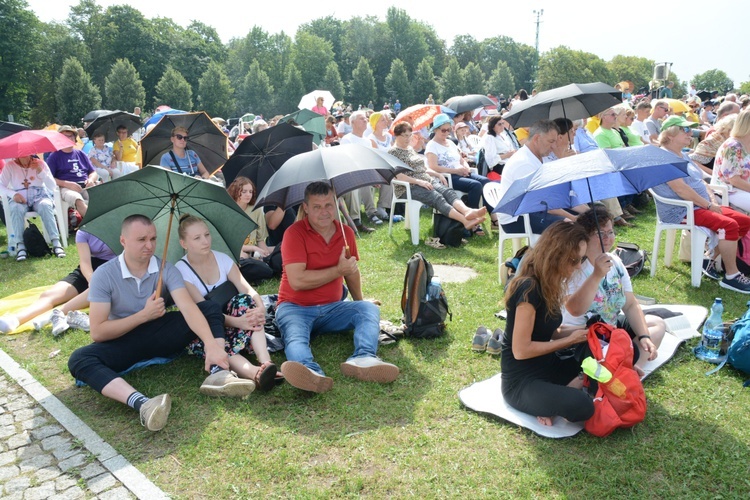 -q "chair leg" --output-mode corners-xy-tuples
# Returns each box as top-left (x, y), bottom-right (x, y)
(690, 231), (708, 288)
(651, 228), (662, 277)
(664, 229), (677, 267)
(407, 202), (420, 245)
